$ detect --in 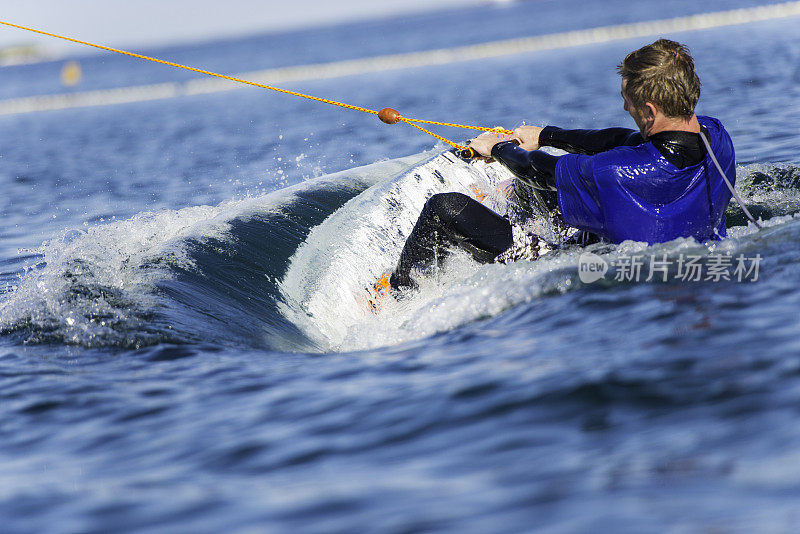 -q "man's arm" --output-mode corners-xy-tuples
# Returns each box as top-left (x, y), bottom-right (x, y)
(539, 126), (644, 155)
(490, 141), (558, 191)
(515, 125), (644, 155)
